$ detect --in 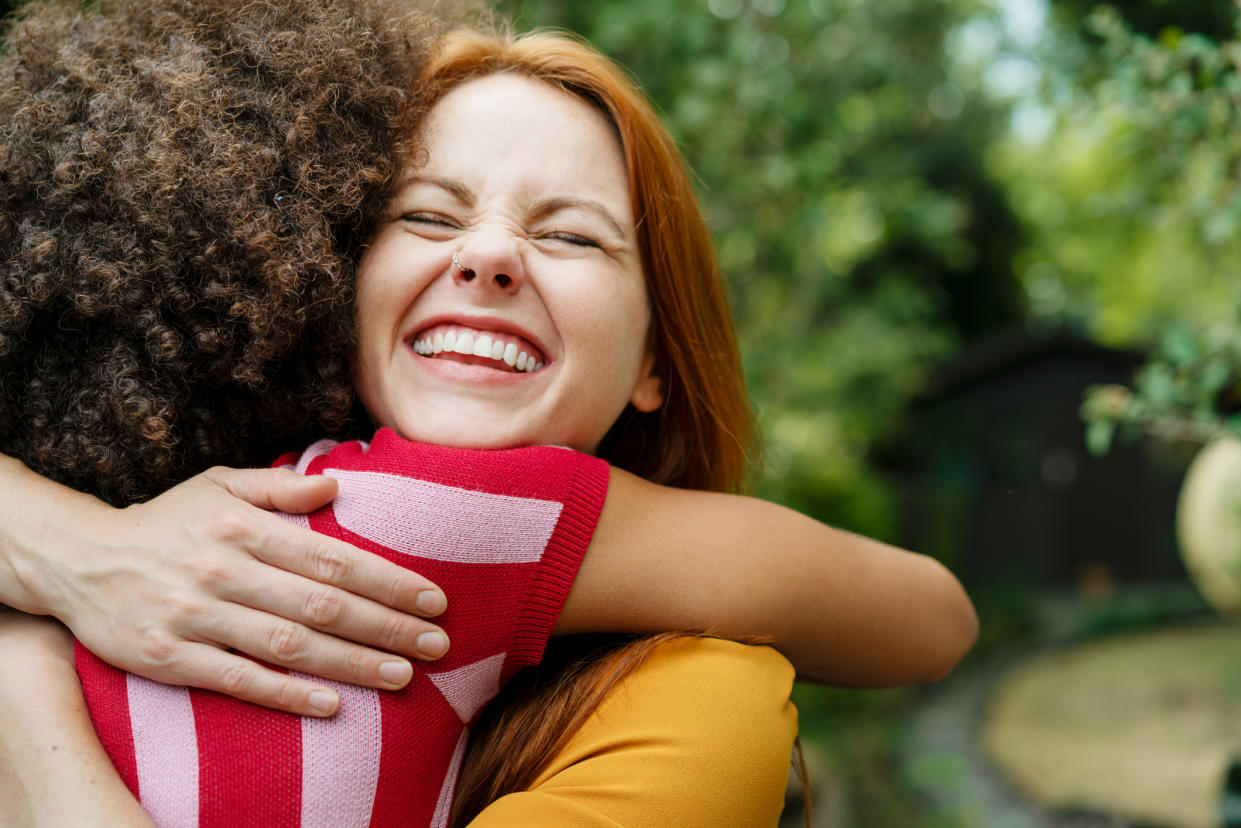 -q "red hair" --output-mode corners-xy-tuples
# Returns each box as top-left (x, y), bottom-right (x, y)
(416, 28), (755, 494)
